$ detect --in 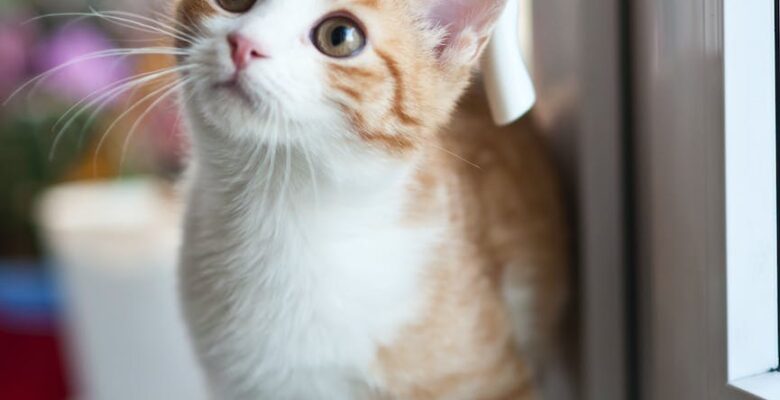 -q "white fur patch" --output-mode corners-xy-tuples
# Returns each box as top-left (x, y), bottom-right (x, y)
(179, 106), (444, 398)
